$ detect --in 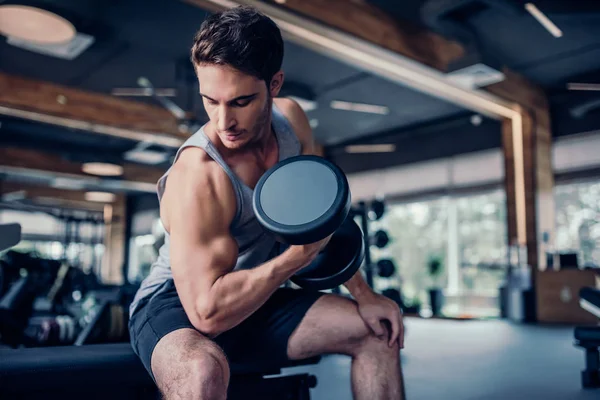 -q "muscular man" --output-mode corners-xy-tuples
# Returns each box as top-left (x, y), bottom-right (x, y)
(128, 6), (405, 399)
